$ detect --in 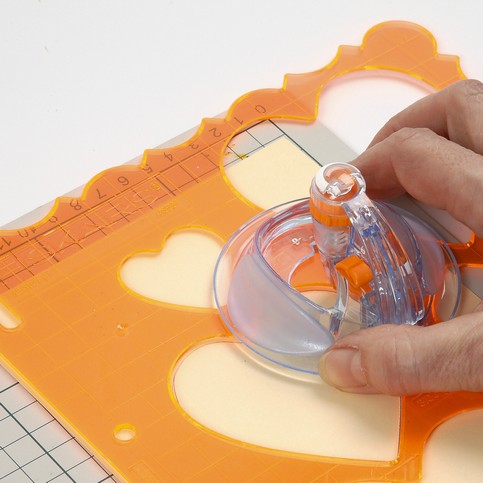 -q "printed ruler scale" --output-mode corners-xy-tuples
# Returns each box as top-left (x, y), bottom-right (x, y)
(0, 21), (471, 294)
(1, 21), (483, 482)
